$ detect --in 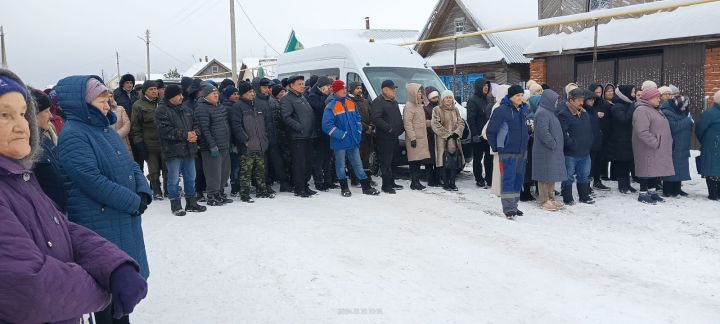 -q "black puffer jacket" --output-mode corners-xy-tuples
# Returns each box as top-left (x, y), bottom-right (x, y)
(281, 89), (317, 140)
(113, 87), (138, 120)
(371, 95), (404, 140)
(305, 86), (328, 132)
(230, 99), (272, 154)
(253, 85), (279, 145)
(607, 86), (636, 162)
(557, 101), (594, 157)
(466, 79), (492, 137)
(194, 98), (231, 151)
(155, 101), (199, 159)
